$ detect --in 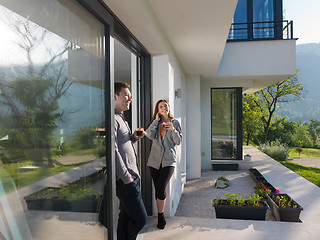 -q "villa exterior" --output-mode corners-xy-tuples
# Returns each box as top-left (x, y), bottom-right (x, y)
(0, 0), (296, 239)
